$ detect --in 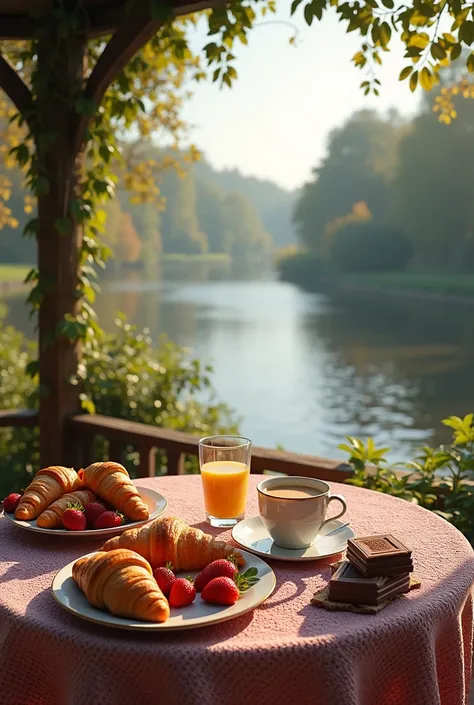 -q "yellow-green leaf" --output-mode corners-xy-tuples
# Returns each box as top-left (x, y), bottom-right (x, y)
(399, 65), (412, 80)
(467, 52), (474, 72)
(451, 43), (462, 60)
(379, 22), (392, 46)
(409, 70), (418, 92)
(419, 67), (433, 90)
